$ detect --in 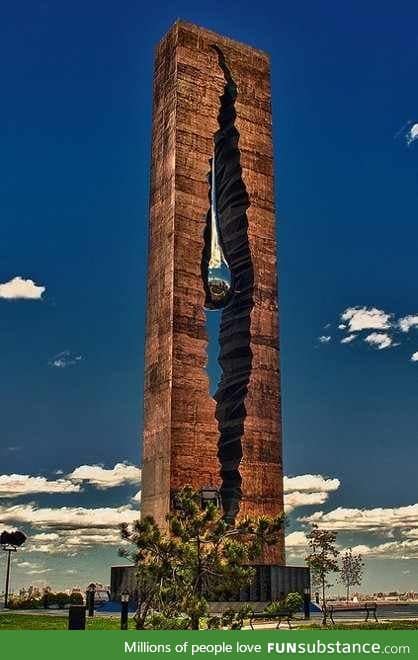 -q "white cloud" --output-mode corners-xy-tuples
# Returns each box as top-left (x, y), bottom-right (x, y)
(283, 474), (340, 513)
(26, 527), (127, 555)
(341, 334), (356, 344)
(0, 474), (80, 498)
(0, 276), (45, 300)
(300, 503), (418, 533)
(49, 350), (83, 369)
(364, 332), (393, 350)
(16, 561), (41, 569)
(31, 533), (60, 542)
(284, 491), (330, 512)
(341, 307), (392, 332)
(284, 474), (340, 493)
(406, 123), (418, 146)
(68, 463), (140, 489)
(0, 502), (139, 530)
(318, 336), (331, 344)
(338, 324), (346, 330)
(411, 352), (418, 363)
(350, 540), (418, 560)
(399, 315), (418, 333)
(131, 491), (141, 503)
(0, 500), (138, 555)
(285, 531), (308, 549)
